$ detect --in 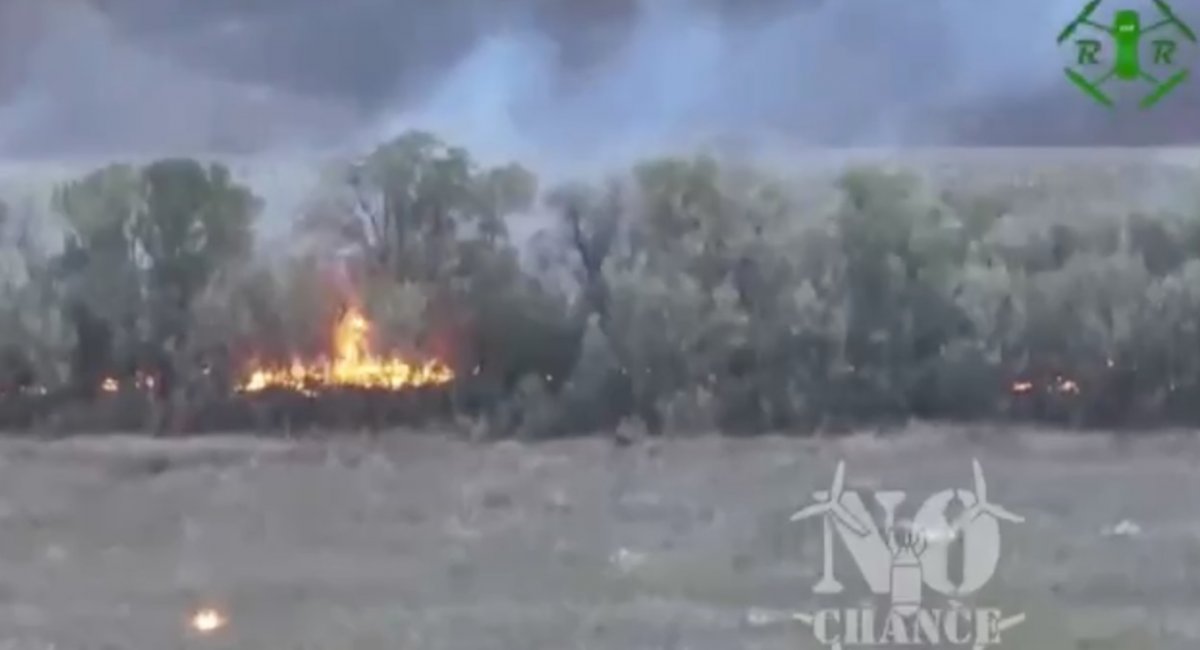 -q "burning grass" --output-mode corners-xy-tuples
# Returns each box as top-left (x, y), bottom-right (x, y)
(234, 306), (455, 396)
(0, 305), (458, 434)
